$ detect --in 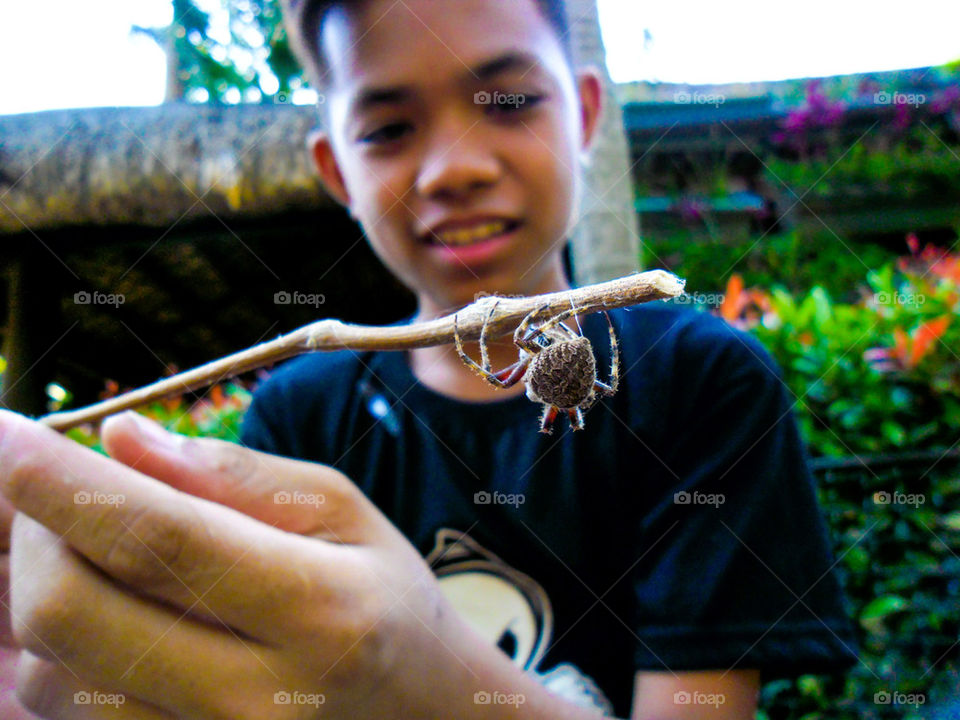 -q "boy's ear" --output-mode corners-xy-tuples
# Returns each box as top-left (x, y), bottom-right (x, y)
(575, 67), (605, 155)
(307, 129), (354, 212)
